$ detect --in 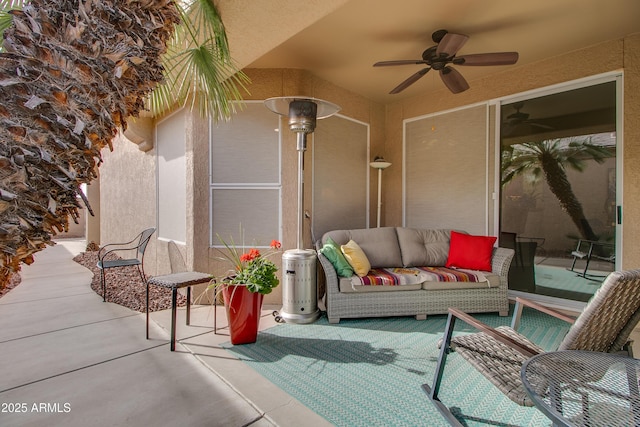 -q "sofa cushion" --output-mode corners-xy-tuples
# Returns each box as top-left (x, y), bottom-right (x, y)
(319, 237), (354, 278)
(422, 272), (500, 290)
(340, 271), (423, 293)
(322, 229), (351, 246)
(445, 231), (497, 272)
(341, 240), (372, 277)
(396, 228), (451, 267)
(323, 227), (402, 268)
